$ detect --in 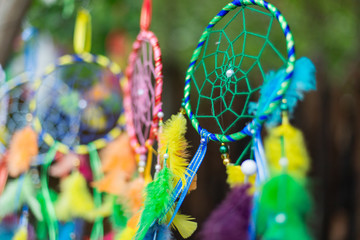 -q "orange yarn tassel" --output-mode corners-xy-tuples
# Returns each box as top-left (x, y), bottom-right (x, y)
(7, 126), (38, 177)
